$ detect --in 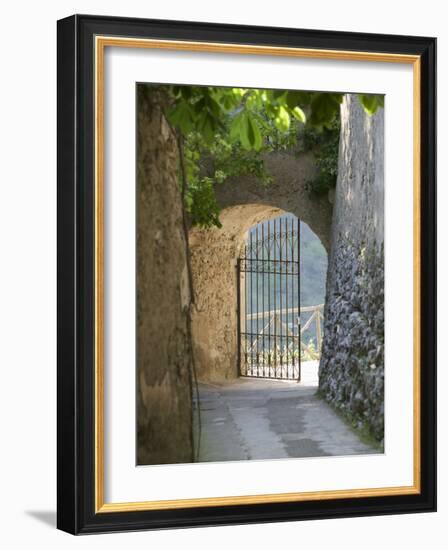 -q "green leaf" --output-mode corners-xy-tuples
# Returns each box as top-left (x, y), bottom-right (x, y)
(196, 112), (216, 144)
(180, 87), (193, 100)
(228, 111), (262, 150)
(219, 91), (240, 111)
(229, 111), (244, 142)
(273, 106), (290, 132)
(239, 113), (252, 150)
(205, 95), (222, 117)
(359, 94), (384, 116)
(193, 97), (206, 115)
(249, 90), (265, 110)
(309, 93), (343, 128)
(246, 114), (263, 151)
(167, 102), (195, 134)
(273, 89), (286, 100)
(291, 105), (306, 123)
